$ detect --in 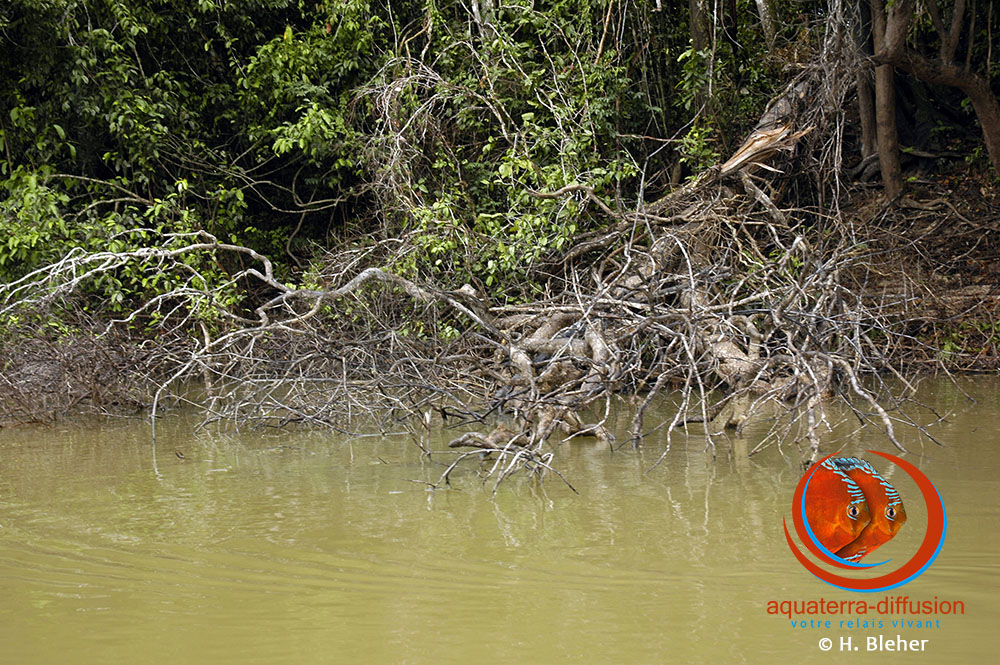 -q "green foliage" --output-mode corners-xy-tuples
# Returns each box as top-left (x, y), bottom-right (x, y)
(938, 320), (1000, 365)
(368, 2), (648, 296)
(677, 47), (712, 112)
(0, 0), (802, 315)
(678, 122), (719, 173)
(0, 0), (377, 312)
